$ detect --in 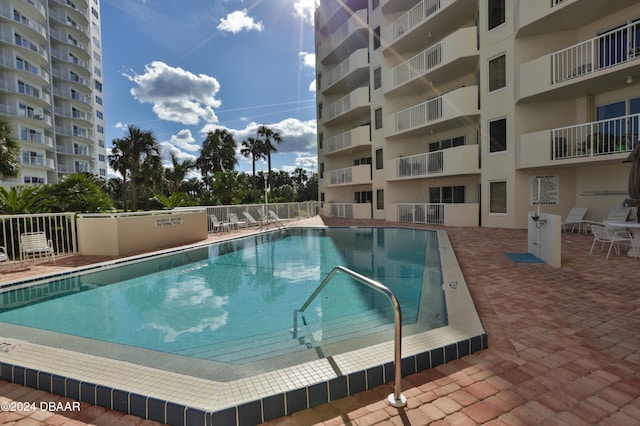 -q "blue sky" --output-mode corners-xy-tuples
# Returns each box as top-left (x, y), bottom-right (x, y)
(100, 0), (318, 177)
